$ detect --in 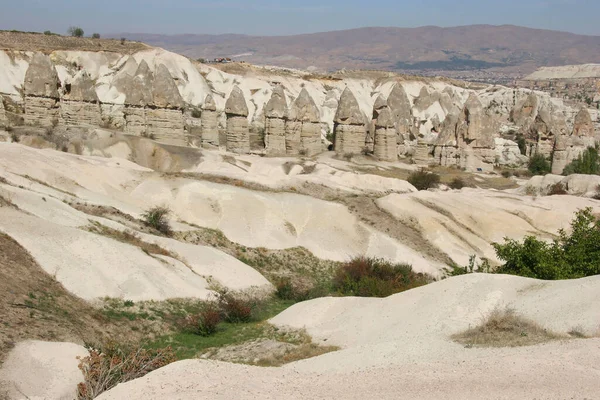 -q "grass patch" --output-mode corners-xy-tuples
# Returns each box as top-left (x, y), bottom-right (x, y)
(452, 308), (562, 348)
(86, 222), (174, 257)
